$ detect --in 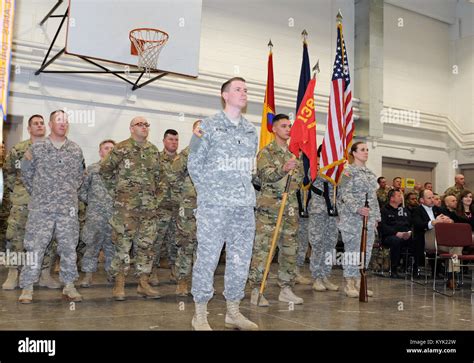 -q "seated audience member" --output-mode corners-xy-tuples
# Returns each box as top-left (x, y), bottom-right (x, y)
(444, 174), (465, 199)
(441, 195), (464, 223)
(380, 189), (413, 278)
(411, 189), (453, 278)
(424, 182), (433, 191)
(433, 193), (442, 208)
(405, 192), (419, 213)
(456, 190), (474, 229)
